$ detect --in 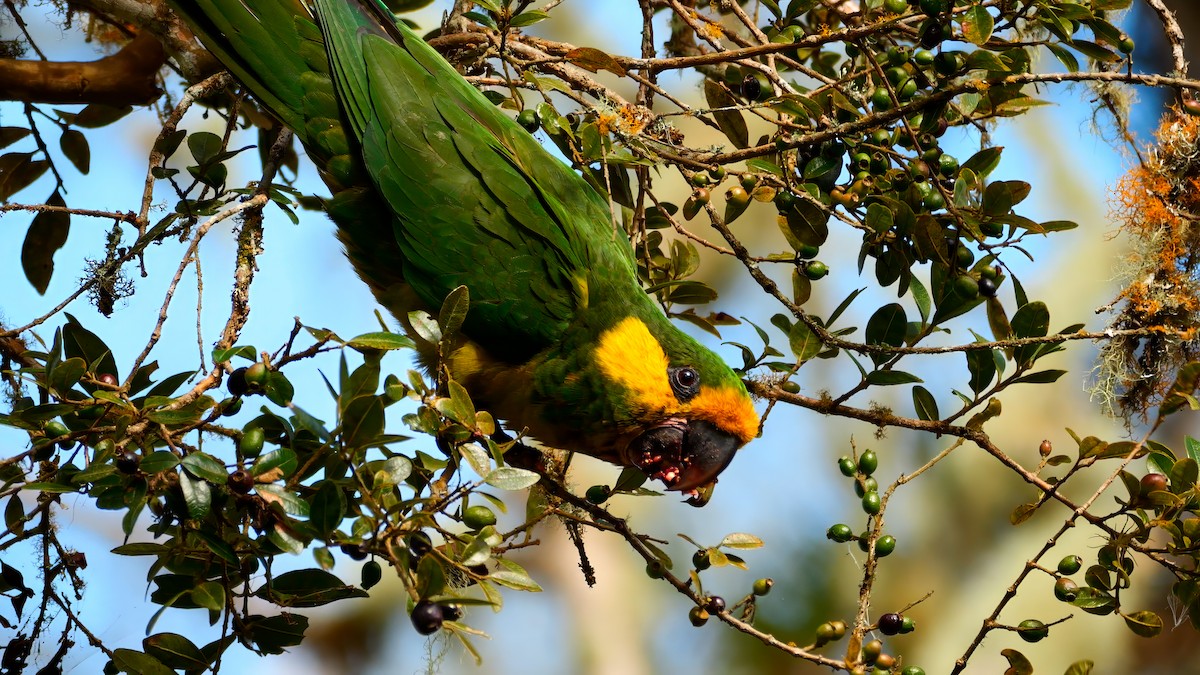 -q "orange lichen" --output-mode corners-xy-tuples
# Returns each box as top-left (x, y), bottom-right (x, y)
(1099, 108), (1200, 417)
